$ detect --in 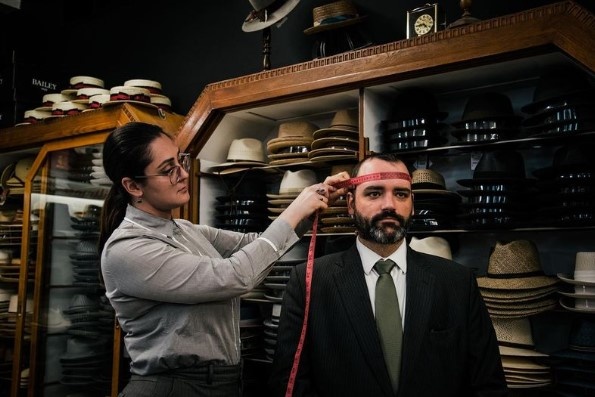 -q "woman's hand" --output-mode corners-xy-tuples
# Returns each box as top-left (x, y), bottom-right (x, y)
(277, 171), (351, 229)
